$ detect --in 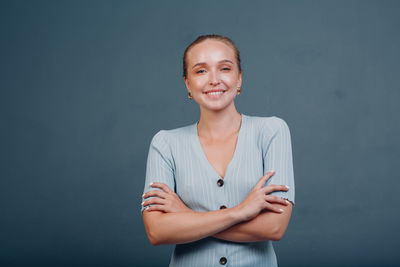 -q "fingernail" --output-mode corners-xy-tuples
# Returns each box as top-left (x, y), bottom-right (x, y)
(149, 182), (154, 186)
(279, 209), (284, 213)
(285, 185), (290, 190)
(144, 206), (149, 210)
(286, 200), (290, 205)
(142, 194), (145, 198)
(141, 201), (144, 206)
(269, 170), (275, 173)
